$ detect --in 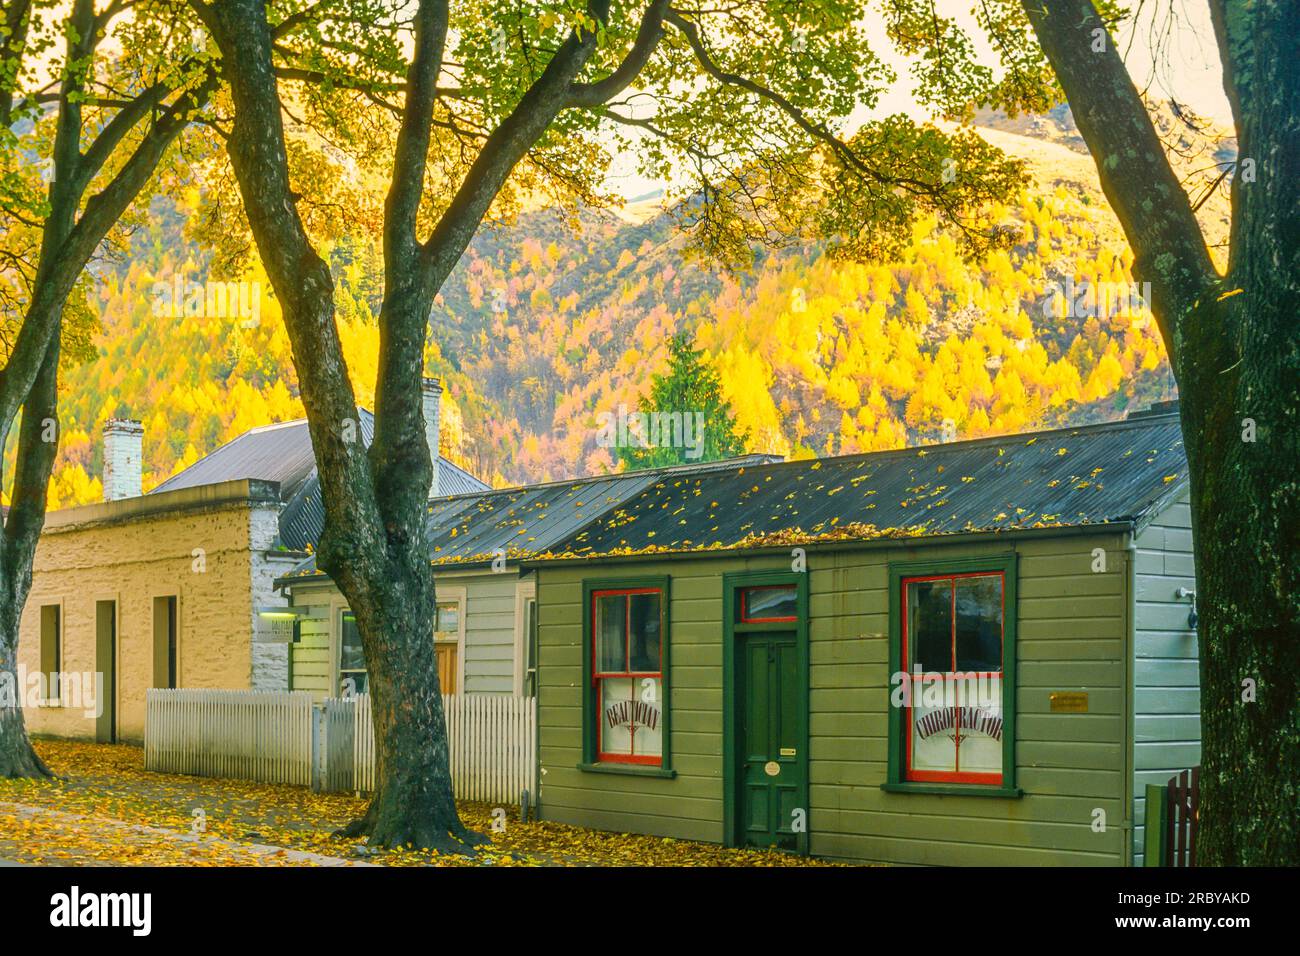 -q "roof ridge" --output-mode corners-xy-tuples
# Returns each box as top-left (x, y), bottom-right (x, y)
(729, 412), (1183, 477)
(424, 453), (780, 507)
